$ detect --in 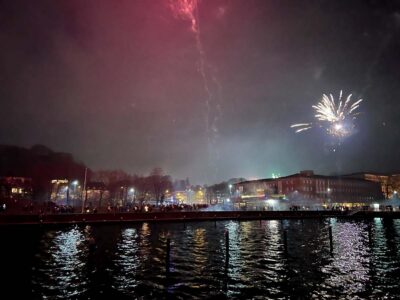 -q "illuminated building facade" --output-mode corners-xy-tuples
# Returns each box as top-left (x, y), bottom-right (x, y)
(193, 186), (207, 204)
(343, 172), (400, 199)
(85, 182), (110, 208)
(0, 176), (33, 201)
(174, 190), (188, 204)
(50, 179), (82, 206)
(235, 170), (384, 208)
(173, 186), (206, 205)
